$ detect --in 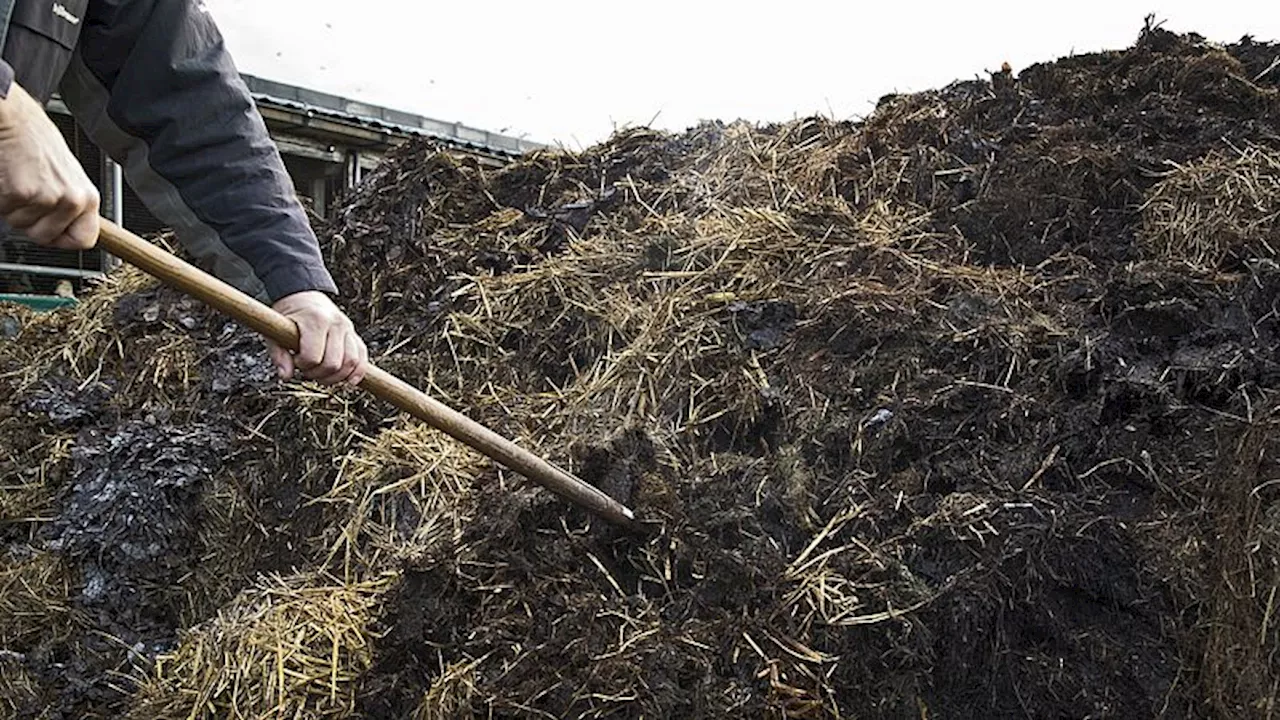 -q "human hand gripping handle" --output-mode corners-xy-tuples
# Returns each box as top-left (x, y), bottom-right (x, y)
(267, 290), (369, 386)
(0, 82), (101, 249)
(94, 219), (639, 528)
